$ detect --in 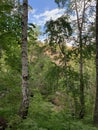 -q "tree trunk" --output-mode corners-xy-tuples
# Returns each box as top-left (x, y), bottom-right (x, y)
(74, 0), (85, 119)
(79, 35), (85, 119)
(18, 0), (29, 119)
(93, 0), (98, 126)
